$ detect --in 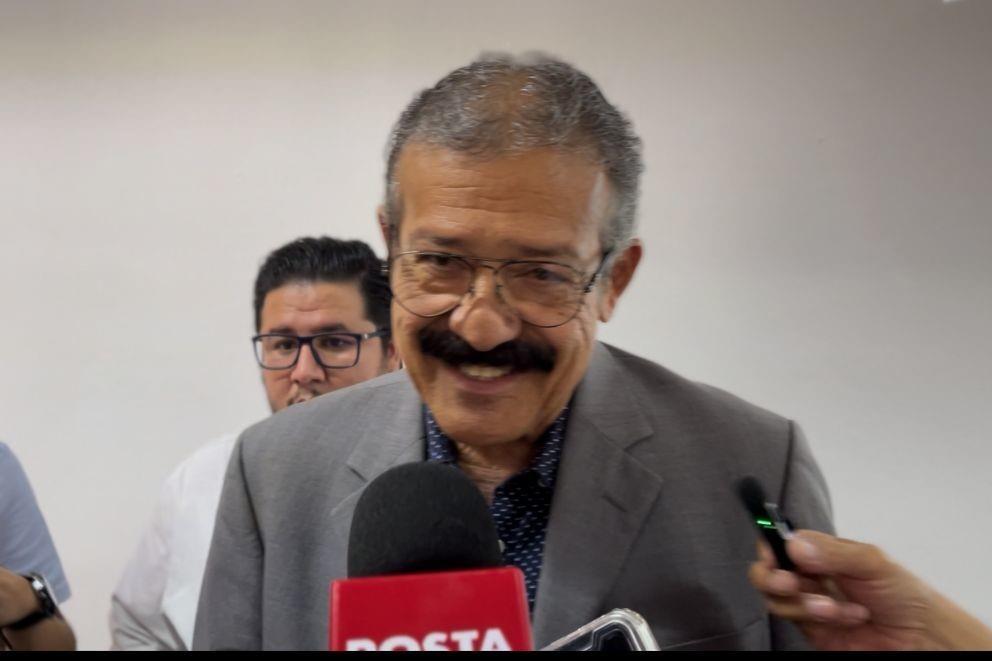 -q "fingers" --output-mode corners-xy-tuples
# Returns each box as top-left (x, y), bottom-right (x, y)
(750, 538), (869, 627)
(764, 592), (871, 627)
(787, 530), (892, 580)
(749, 562), (799, 596)
(750, 541), (831, 597)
